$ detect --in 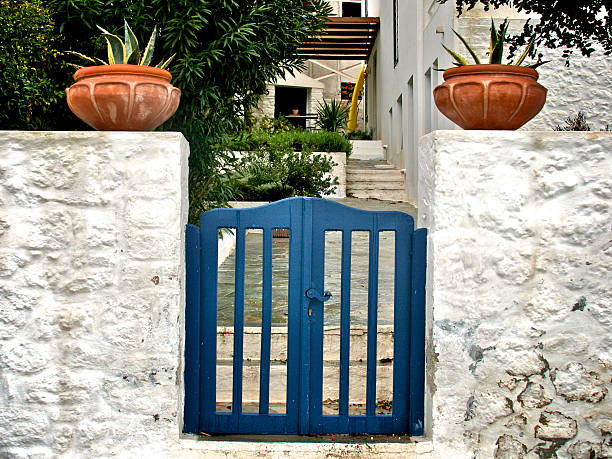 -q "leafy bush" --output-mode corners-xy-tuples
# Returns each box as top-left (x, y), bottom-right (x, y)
(0, 0), (71, 130)
(315, 99), (350, 133)
(0, 0), (330, 221)
(554, 112), (591, 131)
(345, 129), (373, 140)
(224, 128), (352, 155)
(230, 146), (338, 201)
